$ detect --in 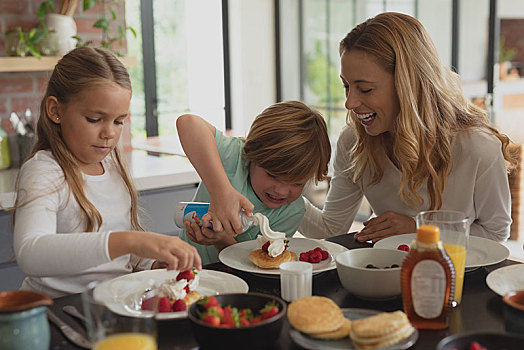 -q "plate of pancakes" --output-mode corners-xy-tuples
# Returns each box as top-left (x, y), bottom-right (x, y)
(287, 296), (418, 350)
(218, 238), (348, 276)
